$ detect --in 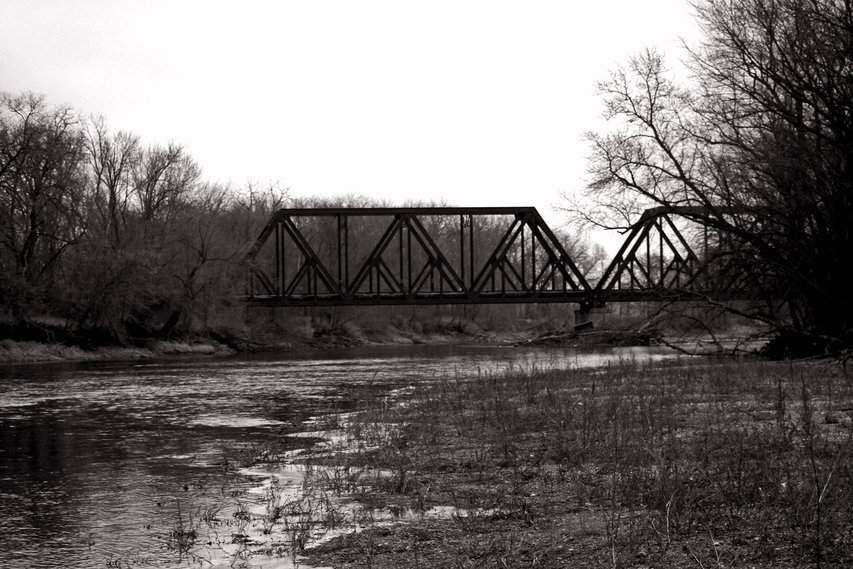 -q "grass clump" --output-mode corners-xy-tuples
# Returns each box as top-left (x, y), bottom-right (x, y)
(302, 358), (853, 568)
